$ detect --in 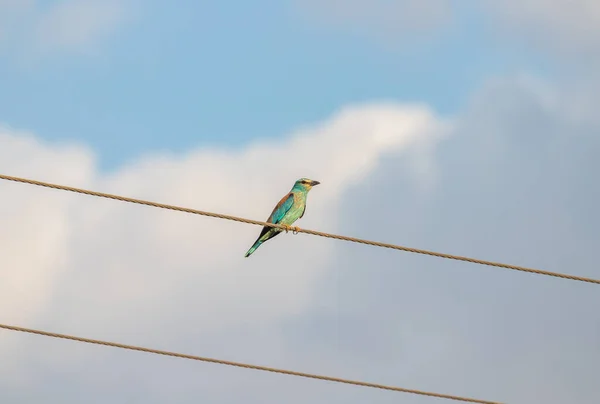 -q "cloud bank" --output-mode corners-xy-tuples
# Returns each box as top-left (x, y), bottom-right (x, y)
(483, 0), (600, 57)
(0, 104), (443, 401)
(297, 0), (600, 61)
(1, 74), (599, 403)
